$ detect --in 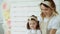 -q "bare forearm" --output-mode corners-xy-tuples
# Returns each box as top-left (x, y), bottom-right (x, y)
(50, 29), (57, 34)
